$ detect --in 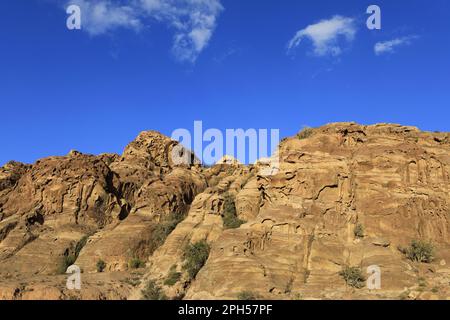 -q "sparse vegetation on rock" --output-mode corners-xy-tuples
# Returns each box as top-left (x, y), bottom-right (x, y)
(141, 280), (167, 300)
(128, 257), (145, 269)
(339, 266), (366, 288)
(354, 223), (364, 238)
(164, 265), (182, 286)
(75, 236), (89, 256)
(183, 240), (210, 280)
(237, 291), (257, 300)
(403, 240), (434, 263)
(297, 127), (314, 139)
(1, 123), (449, 300)
(96, 259), (106, 273)
(222, 193), (245, 229)
(147, 213), (185, 255)
(58, 235), (89, 274)
(58, 254), (76, 274)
